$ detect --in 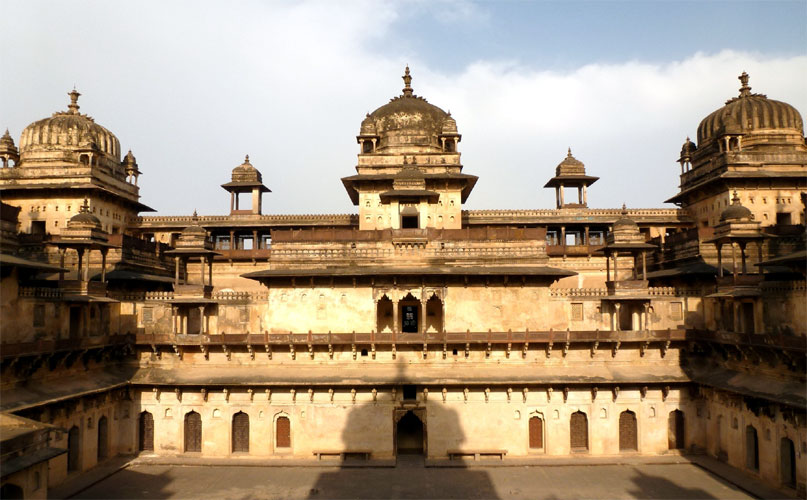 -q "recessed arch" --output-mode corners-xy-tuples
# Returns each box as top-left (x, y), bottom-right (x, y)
(274, 412), (291, 451)
(138, 411), (154, 452)
(619, 410), (638, 451)
(529, 413), (544, 451)
(184, 411), (202, 453)
(570, 411), (588, 452)
(232, 411), (250, 453)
